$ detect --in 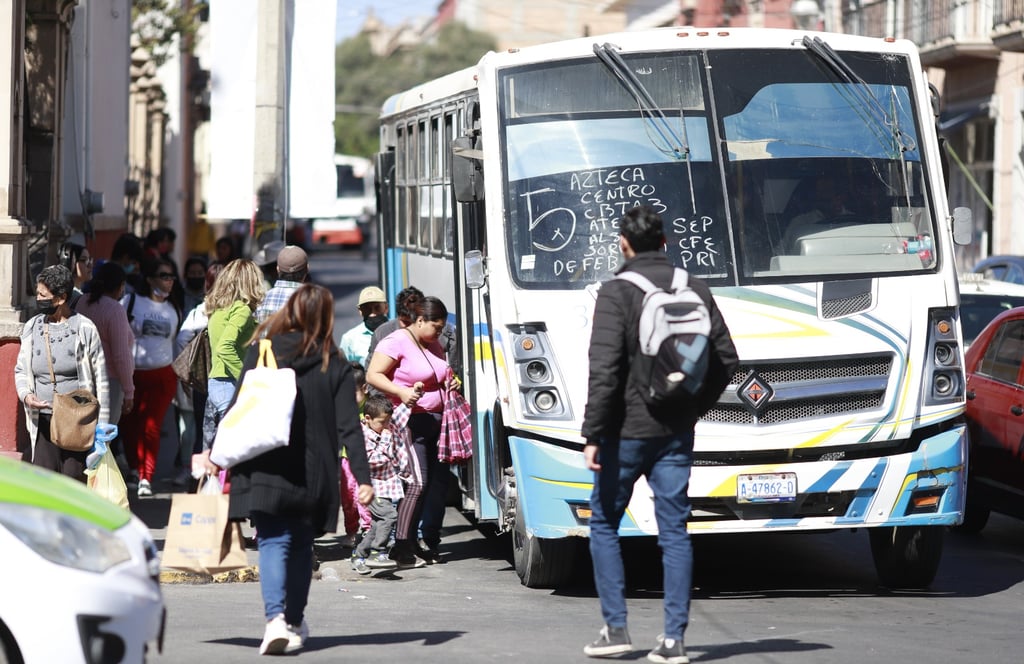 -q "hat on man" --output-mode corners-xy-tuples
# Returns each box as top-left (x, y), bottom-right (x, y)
(276, 245), (308, 273)
(358, 286), (387, 307)
(253, 240), (285, 267)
